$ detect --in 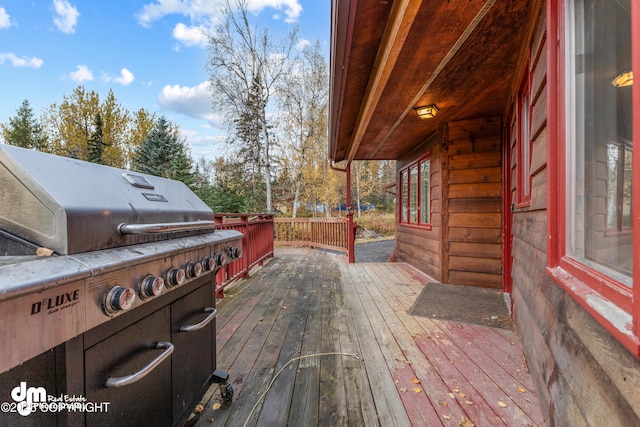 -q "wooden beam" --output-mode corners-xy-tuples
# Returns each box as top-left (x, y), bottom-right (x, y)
(345, 0), (423, 163)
